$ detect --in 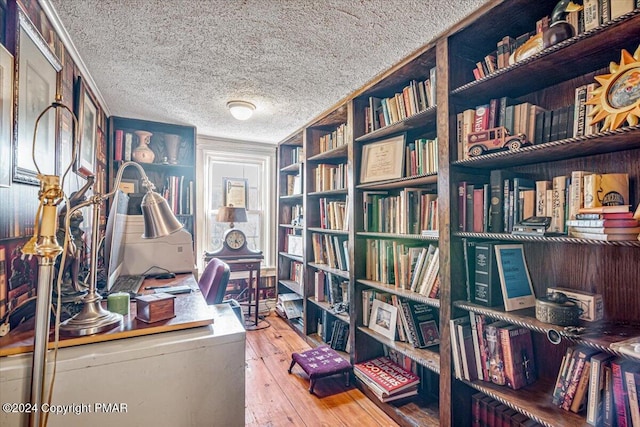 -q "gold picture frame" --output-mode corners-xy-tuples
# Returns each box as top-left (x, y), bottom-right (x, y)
(360, 134), (405, 184)
(587, 44), (640, 131)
